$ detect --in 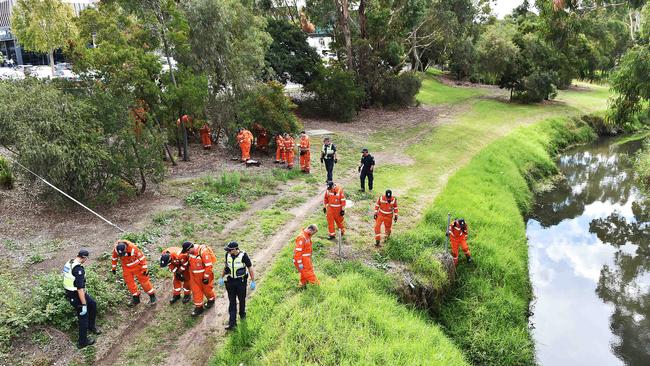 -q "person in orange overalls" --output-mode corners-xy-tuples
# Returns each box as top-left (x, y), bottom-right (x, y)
(237, 127), (254, 161)
(293, 224), (319, 287)
(323, 181), (346, 239)
(299, 131), (311, 173)
(160, 247), (192, 304)
(447, 218), (473, 266)
(111, 240), (156, 306)
(274, 133), (285, 164)
(283, 133), (296, 169)
(256, 128), (270, 153)
(182, 241), (217, 316)
(199, 123), (212, 149)
(374, 189), (398, 247)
